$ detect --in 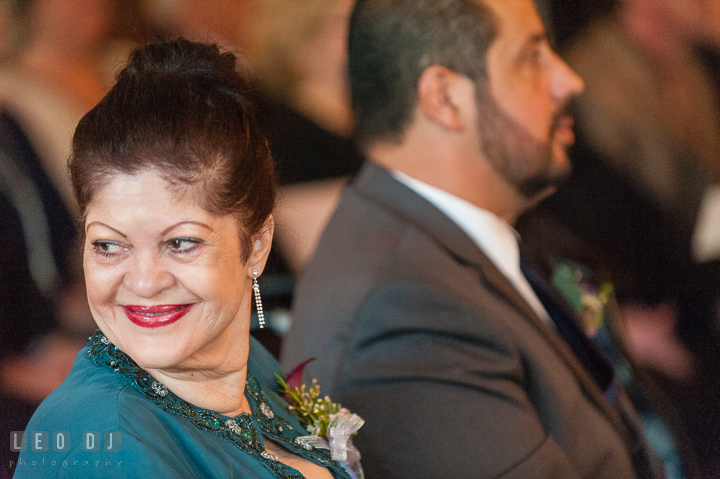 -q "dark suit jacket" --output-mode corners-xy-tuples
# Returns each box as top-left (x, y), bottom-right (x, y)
(282, 162), (664, 479)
